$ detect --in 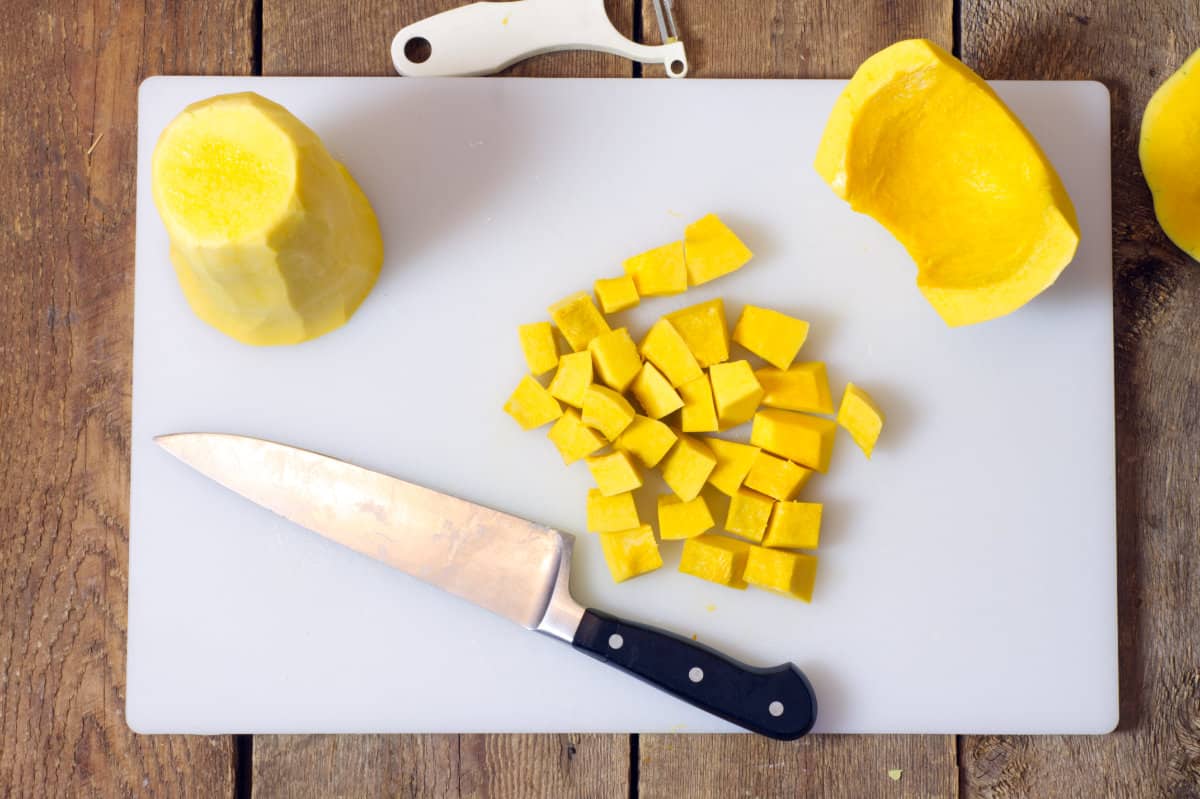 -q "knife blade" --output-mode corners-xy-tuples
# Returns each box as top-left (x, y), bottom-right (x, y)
(157, 432), (817, 739)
